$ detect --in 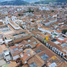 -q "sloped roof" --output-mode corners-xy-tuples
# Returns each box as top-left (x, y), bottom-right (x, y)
(56, 62), (67, 67)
